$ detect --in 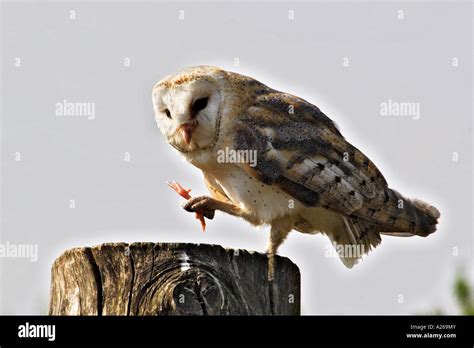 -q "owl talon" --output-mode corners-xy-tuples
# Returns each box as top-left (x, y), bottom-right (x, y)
(182, 196), (216, 220)
(202, 210), (215, 220)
